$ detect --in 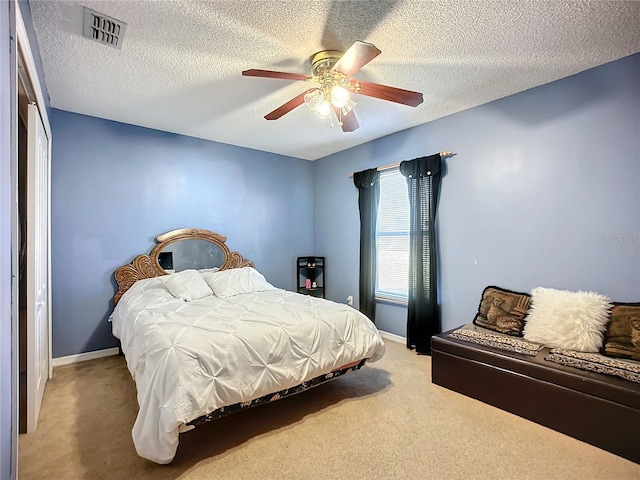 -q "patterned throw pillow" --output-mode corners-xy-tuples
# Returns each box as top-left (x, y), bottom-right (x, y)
(602, 302), (640, 361)
(472, 286), (531, 336)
